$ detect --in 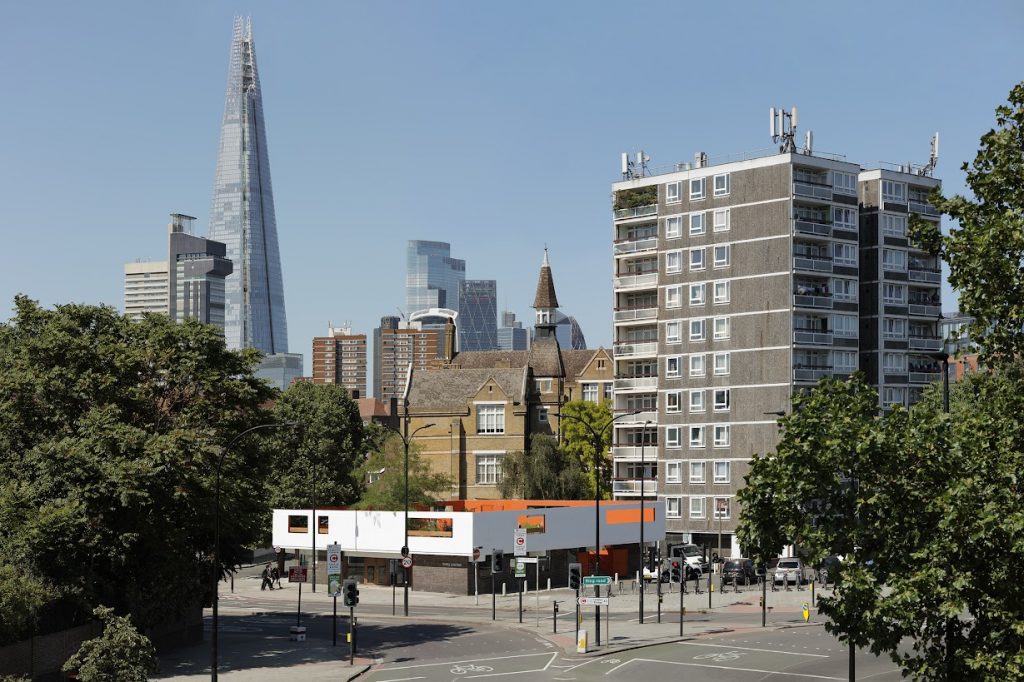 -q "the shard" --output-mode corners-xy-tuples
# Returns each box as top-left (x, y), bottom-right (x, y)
(208, 17), (288, 353)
